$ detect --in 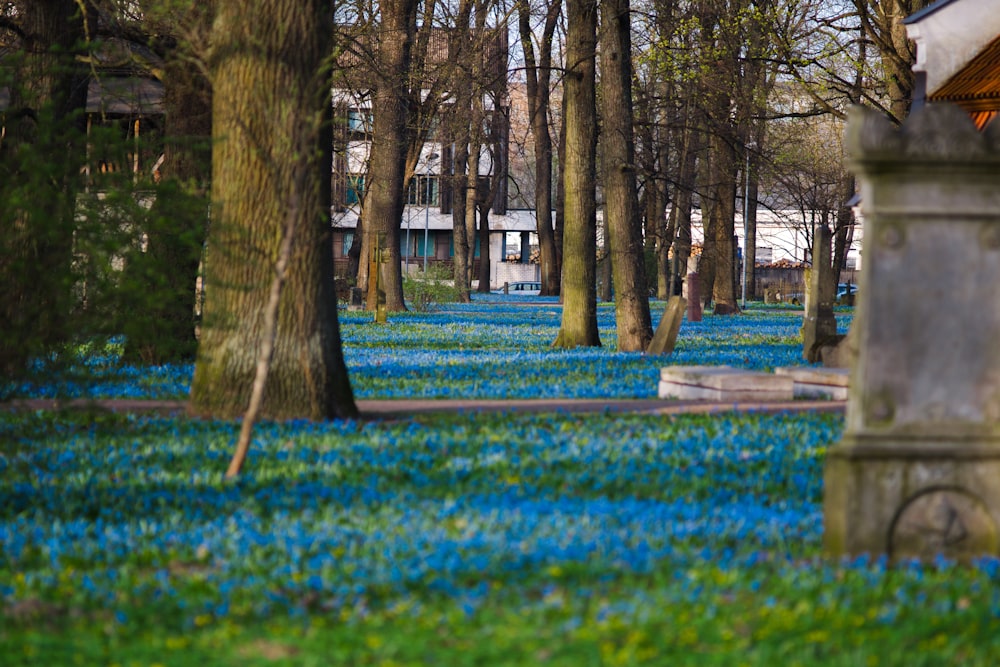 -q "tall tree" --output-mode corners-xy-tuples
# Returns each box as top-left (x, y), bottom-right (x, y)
(669, 114), (700, 296)
(518, 0), (561, 296)
(361, 0), (419, 311)
(446, 0), (475, 302)
(190, 0), (356, 420)
(633, 0), (682, 300)
(0, 0), (92, 377)
(599, 0), (653, 350)
(853, 0), (932, 123)
(554, 0), (600, 348)
(449, 105), (473, 301)
(737, 0), (776, 305)
(702, 0), (745, 314)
